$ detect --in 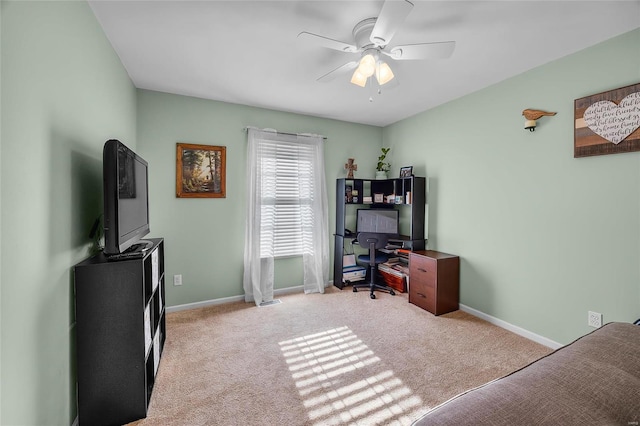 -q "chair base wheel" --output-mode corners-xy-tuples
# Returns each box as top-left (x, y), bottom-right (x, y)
(352, 282), (395, 299)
